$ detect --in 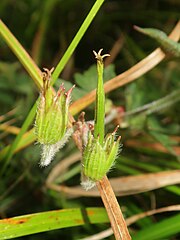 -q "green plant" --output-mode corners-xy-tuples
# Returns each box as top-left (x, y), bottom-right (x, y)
(0, 1), (180, 239)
